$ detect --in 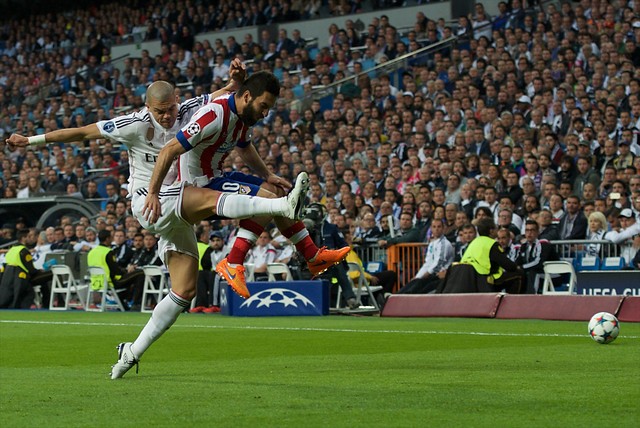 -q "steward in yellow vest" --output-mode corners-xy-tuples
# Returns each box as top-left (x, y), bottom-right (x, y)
(88, 229), (146, 310)
(0, 229), (53, 309)
(441, 218), (524, 293)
